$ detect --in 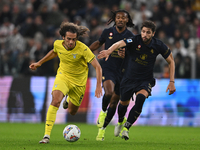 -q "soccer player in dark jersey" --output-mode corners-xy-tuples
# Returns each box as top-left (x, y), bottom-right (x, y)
(98, 20), (176, 140)
(89, 10), (135, 141)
